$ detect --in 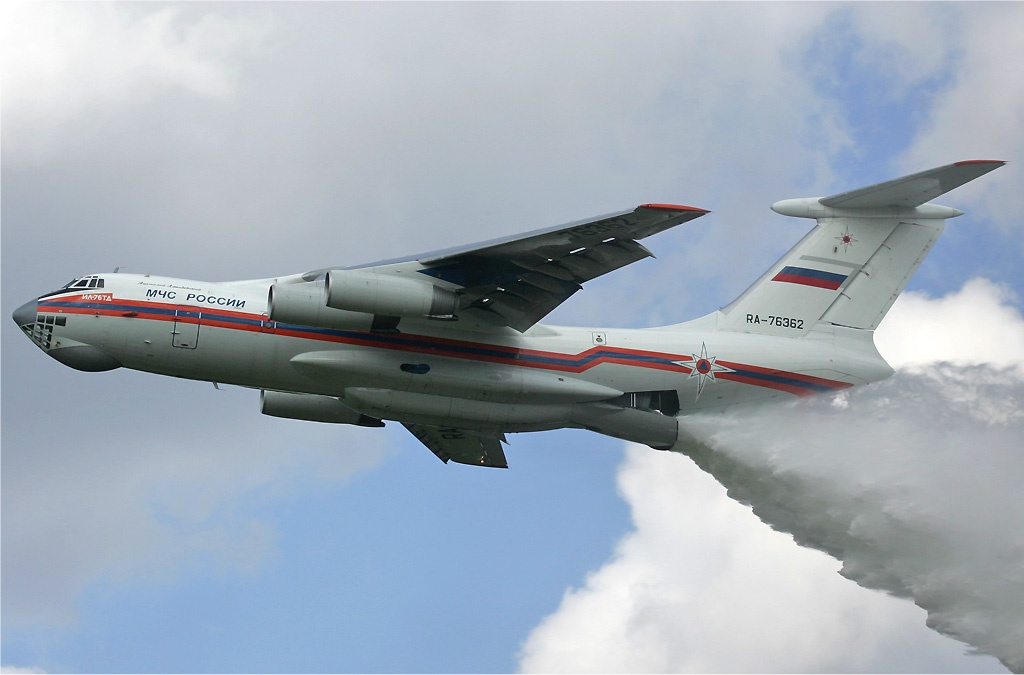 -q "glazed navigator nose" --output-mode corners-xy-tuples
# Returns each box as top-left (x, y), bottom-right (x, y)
(12, 299), (37, 327)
